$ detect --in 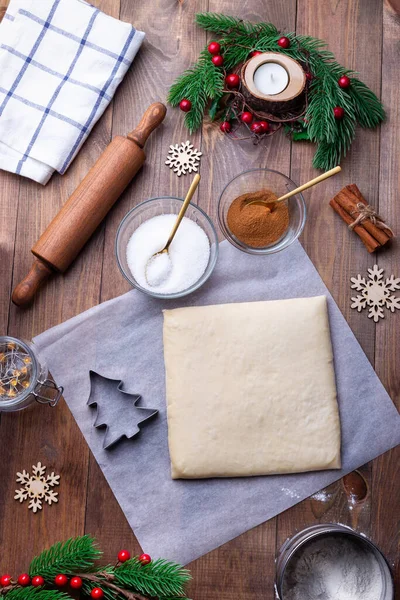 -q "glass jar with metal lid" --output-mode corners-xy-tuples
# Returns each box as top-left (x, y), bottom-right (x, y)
(0, 336), (63, 412)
